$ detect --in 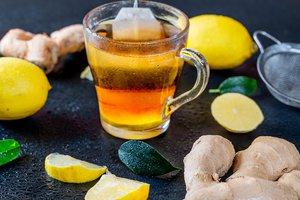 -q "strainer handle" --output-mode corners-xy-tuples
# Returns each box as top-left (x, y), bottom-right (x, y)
(253, 31), (281, 53)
